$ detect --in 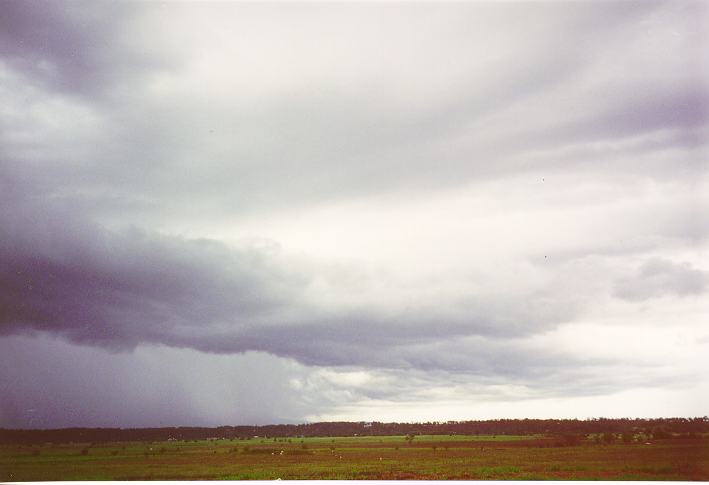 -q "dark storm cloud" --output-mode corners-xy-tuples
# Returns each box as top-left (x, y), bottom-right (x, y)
(0, 335), (313, 428)
(0, 167), (579, 371)
(0, 175), (304, 350)
(0, 211), (573, 371)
